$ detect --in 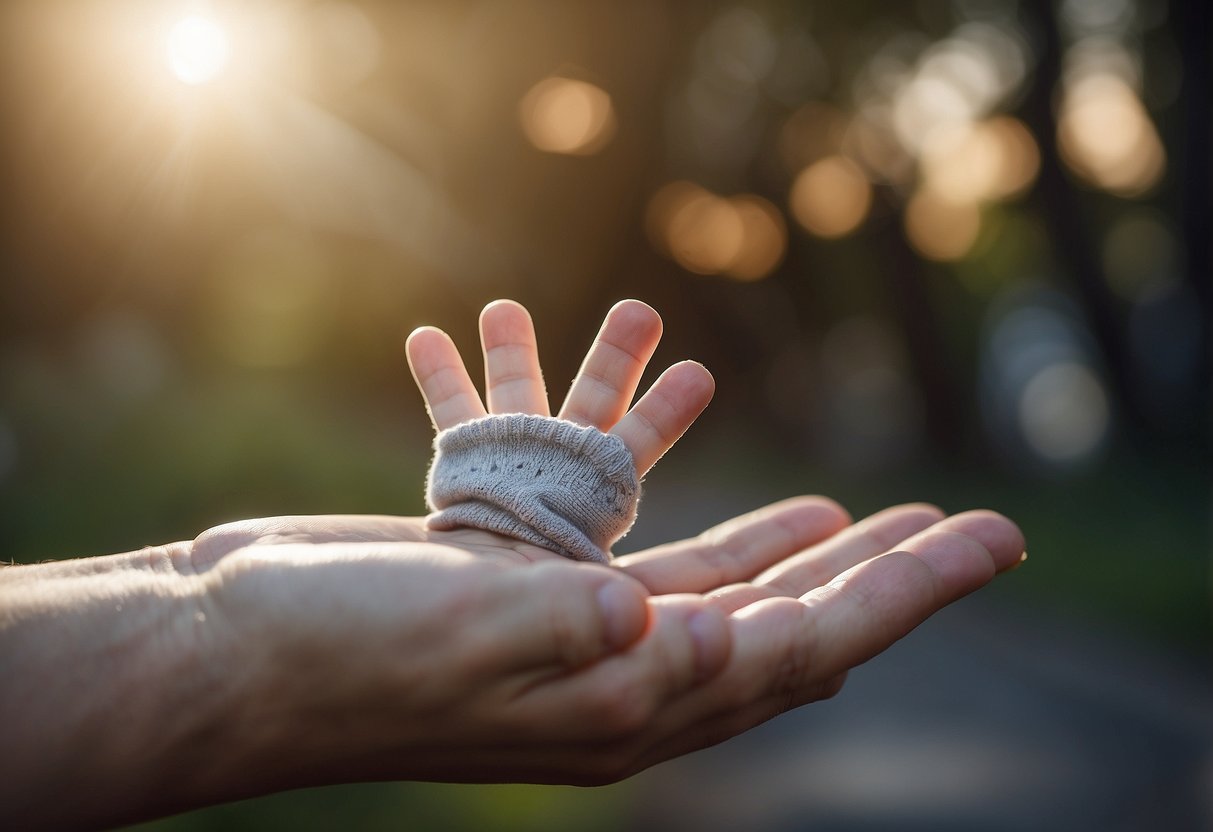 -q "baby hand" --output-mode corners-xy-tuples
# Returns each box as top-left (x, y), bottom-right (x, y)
(406, 300), (715, 560)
